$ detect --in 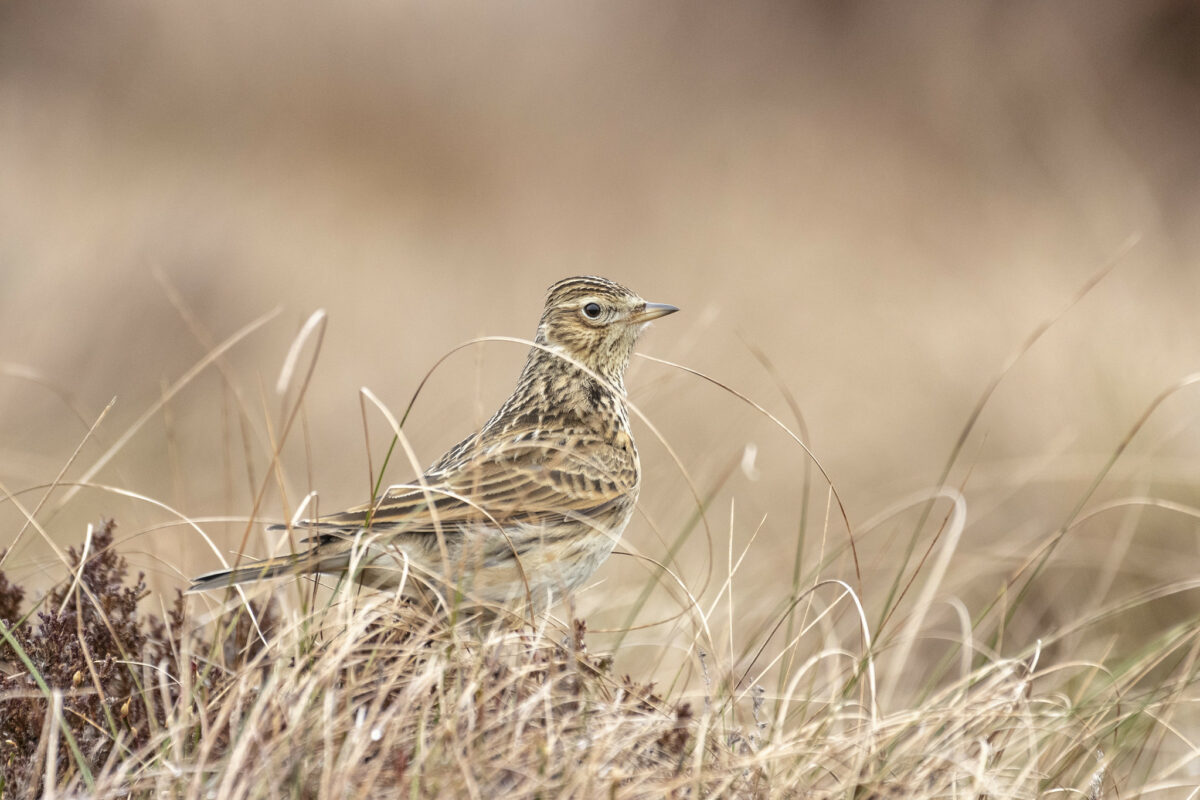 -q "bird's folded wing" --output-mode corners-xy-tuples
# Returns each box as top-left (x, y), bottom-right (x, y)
(288, 434), (635, 539)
